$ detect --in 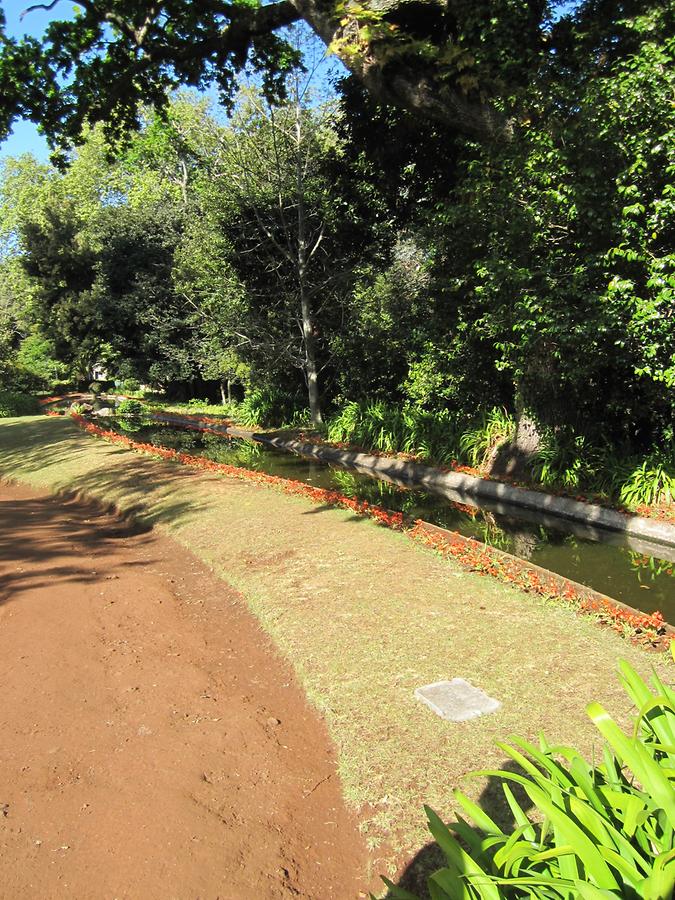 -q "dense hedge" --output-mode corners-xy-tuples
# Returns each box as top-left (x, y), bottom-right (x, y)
(0, 391), (40, 417)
